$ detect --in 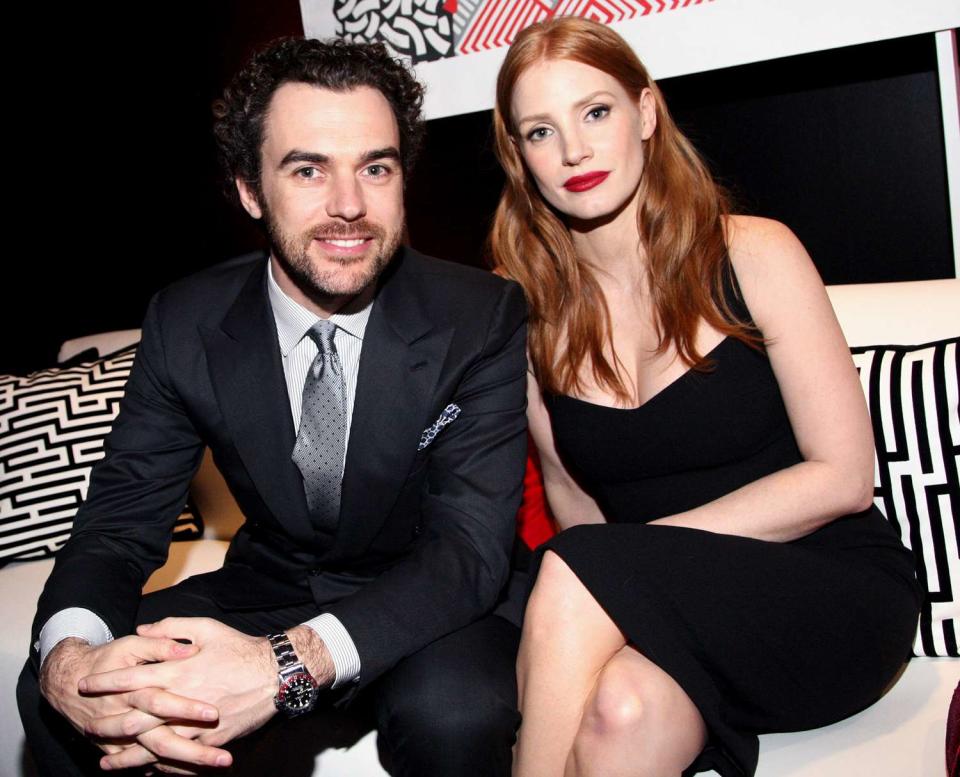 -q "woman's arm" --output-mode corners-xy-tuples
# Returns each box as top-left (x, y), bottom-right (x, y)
(527, 370), (607, 529)
(651, 216), (875, 542)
